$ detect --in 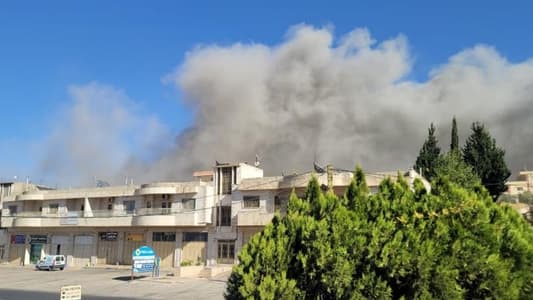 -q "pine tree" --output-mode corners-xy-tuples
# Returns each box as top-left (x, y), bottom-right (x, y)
(344, 165), (368, 211)
(451, 116), (459, 152)
(462, 122), (511, 200)
(414, 123), (441, 181)
(434, 151), (480, 191)
(226, 168), (533, 299)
